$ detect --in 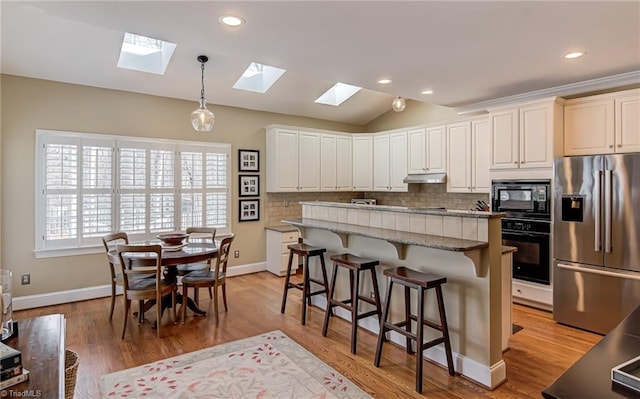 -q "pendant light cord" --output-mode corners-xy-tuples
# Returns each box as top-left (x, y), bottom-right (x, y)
(200, 61), (206, 102)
